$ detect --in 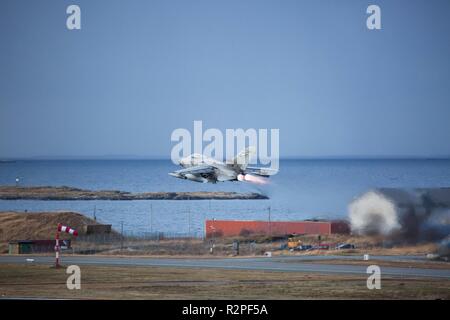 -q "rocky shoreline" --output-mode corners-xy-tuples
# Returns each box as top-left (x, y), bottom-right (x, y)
(0, 186), (268, 200)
